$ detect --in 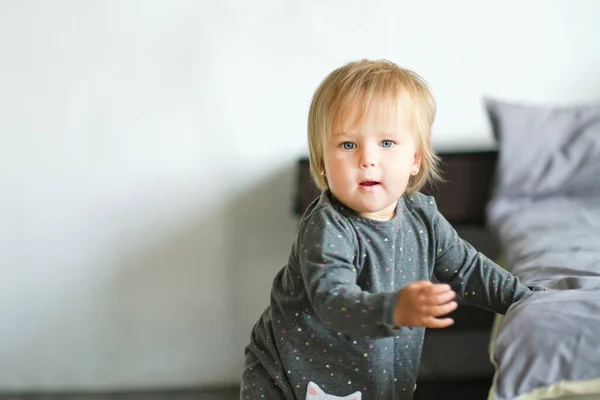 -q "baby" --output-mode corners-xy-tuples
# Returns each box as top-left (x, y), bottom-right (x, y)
(240, 59), (541, 399)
